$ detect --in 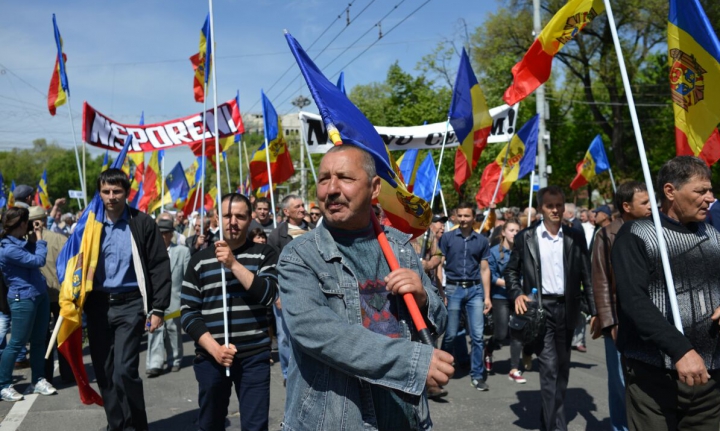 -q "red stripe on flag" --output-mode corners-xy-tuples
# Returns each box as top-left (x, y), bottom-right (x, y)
(503, 41), (554, 106)
(570, 160), (589, 190)
(475, 163), (504, 208)
(58, 328), (104, 406)
(699, 128), (720, 167)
